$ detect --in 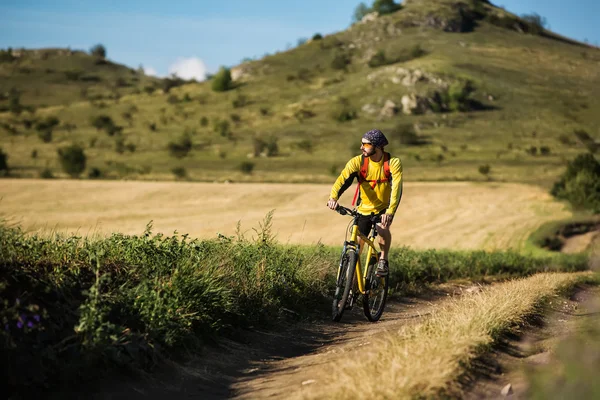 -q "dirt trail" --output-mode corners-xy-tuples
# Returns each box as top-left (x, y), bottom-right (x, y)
(89, 286), (462, 400)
